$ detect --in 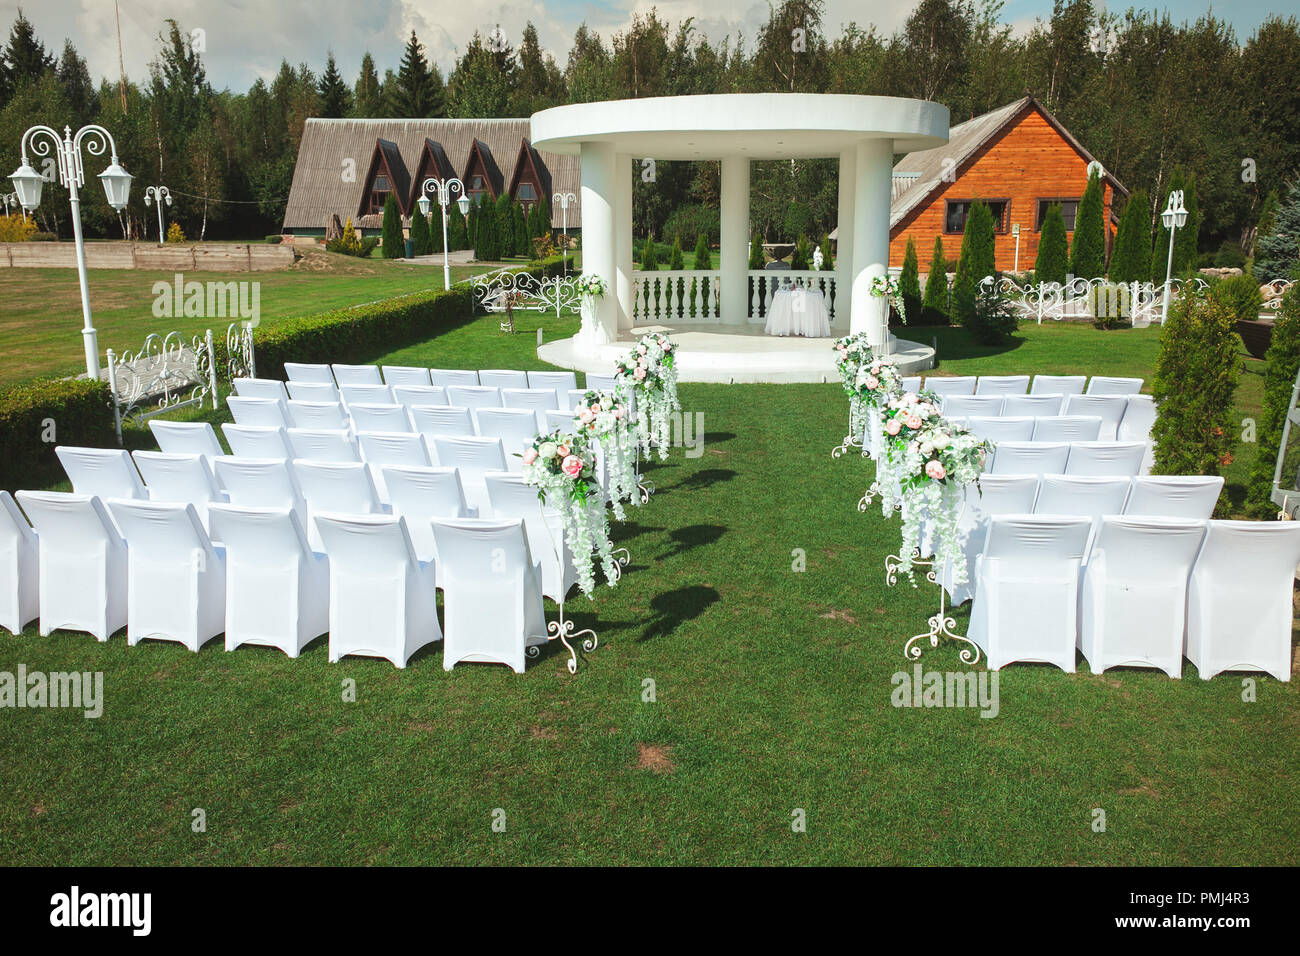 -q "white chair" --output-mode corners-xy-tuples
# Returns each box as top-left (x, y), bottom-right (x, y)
(447, 385), (503, 418)
(900, 375), (922, 393)
(227, 395), (291, 429)
(431, 436), (507, 516)
(565, 389), (591, 412)
(16, 491), (126, 642)
(357, 431), (432, 502)
(528, 370), (578, 393)
(942, 395), (1005, 418)
(383, 465), (476, 580)
(286, 381), (340, 403)
(213, 457), (309, 543)
(1124, 475), (1223, 519)
(287, 400), (349, 430)
(314, 512), (441, 668)
(221, 424), (294, 460)
(348, 403), (412, 433)
(149, 420), (224, 463)
(131, 451), (225, 531)
(410, 405), (476, 439)
(287, 428), (360, 464)
(988, 441), (1070, 475)
(964, 416), (1035, 443)
(331, 363), (383, 386)
(1118, 394), (1157, 474)
(544, 409), (575, 432)
(476, 408), (541, 471)
(478, 369), (530, 389)
(1031, 374), (1086, 395)
(1032, 415), (1103, 443)
(1063, 394), (1128, 440)
(1086, 376), (1143, 396)
(339, 384), (394, 406)
(485, 472), (580, 605)
(430, 369), (480, 388)
(292, 459), (388, 553)
(1034, 474), (1131, 554)
(584, 373), (620, 391)
(108, 499), (226, 651)
(1064, 441), (1146, 477)
(381, 365), (431, 387)
(431, 518), (546, 674)
(1079, 516), (1207, 677)
(1186, 520), (1300, 681)
(941, 475), (1040, 606)
(284, 363), (335, 384)
(0, 491), (38, 635)
(968, 514), (1093, 672)
(208, 504), (329, 659)
(975, 375), (1030, 396)
(923, 376), (976, 397)
(1003, 394), (1064, 417)
(392, 385), (448, 408)
(233, 378), (289, 403)
(502, 387), (560, 427)
(55, 446), (147, 501)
